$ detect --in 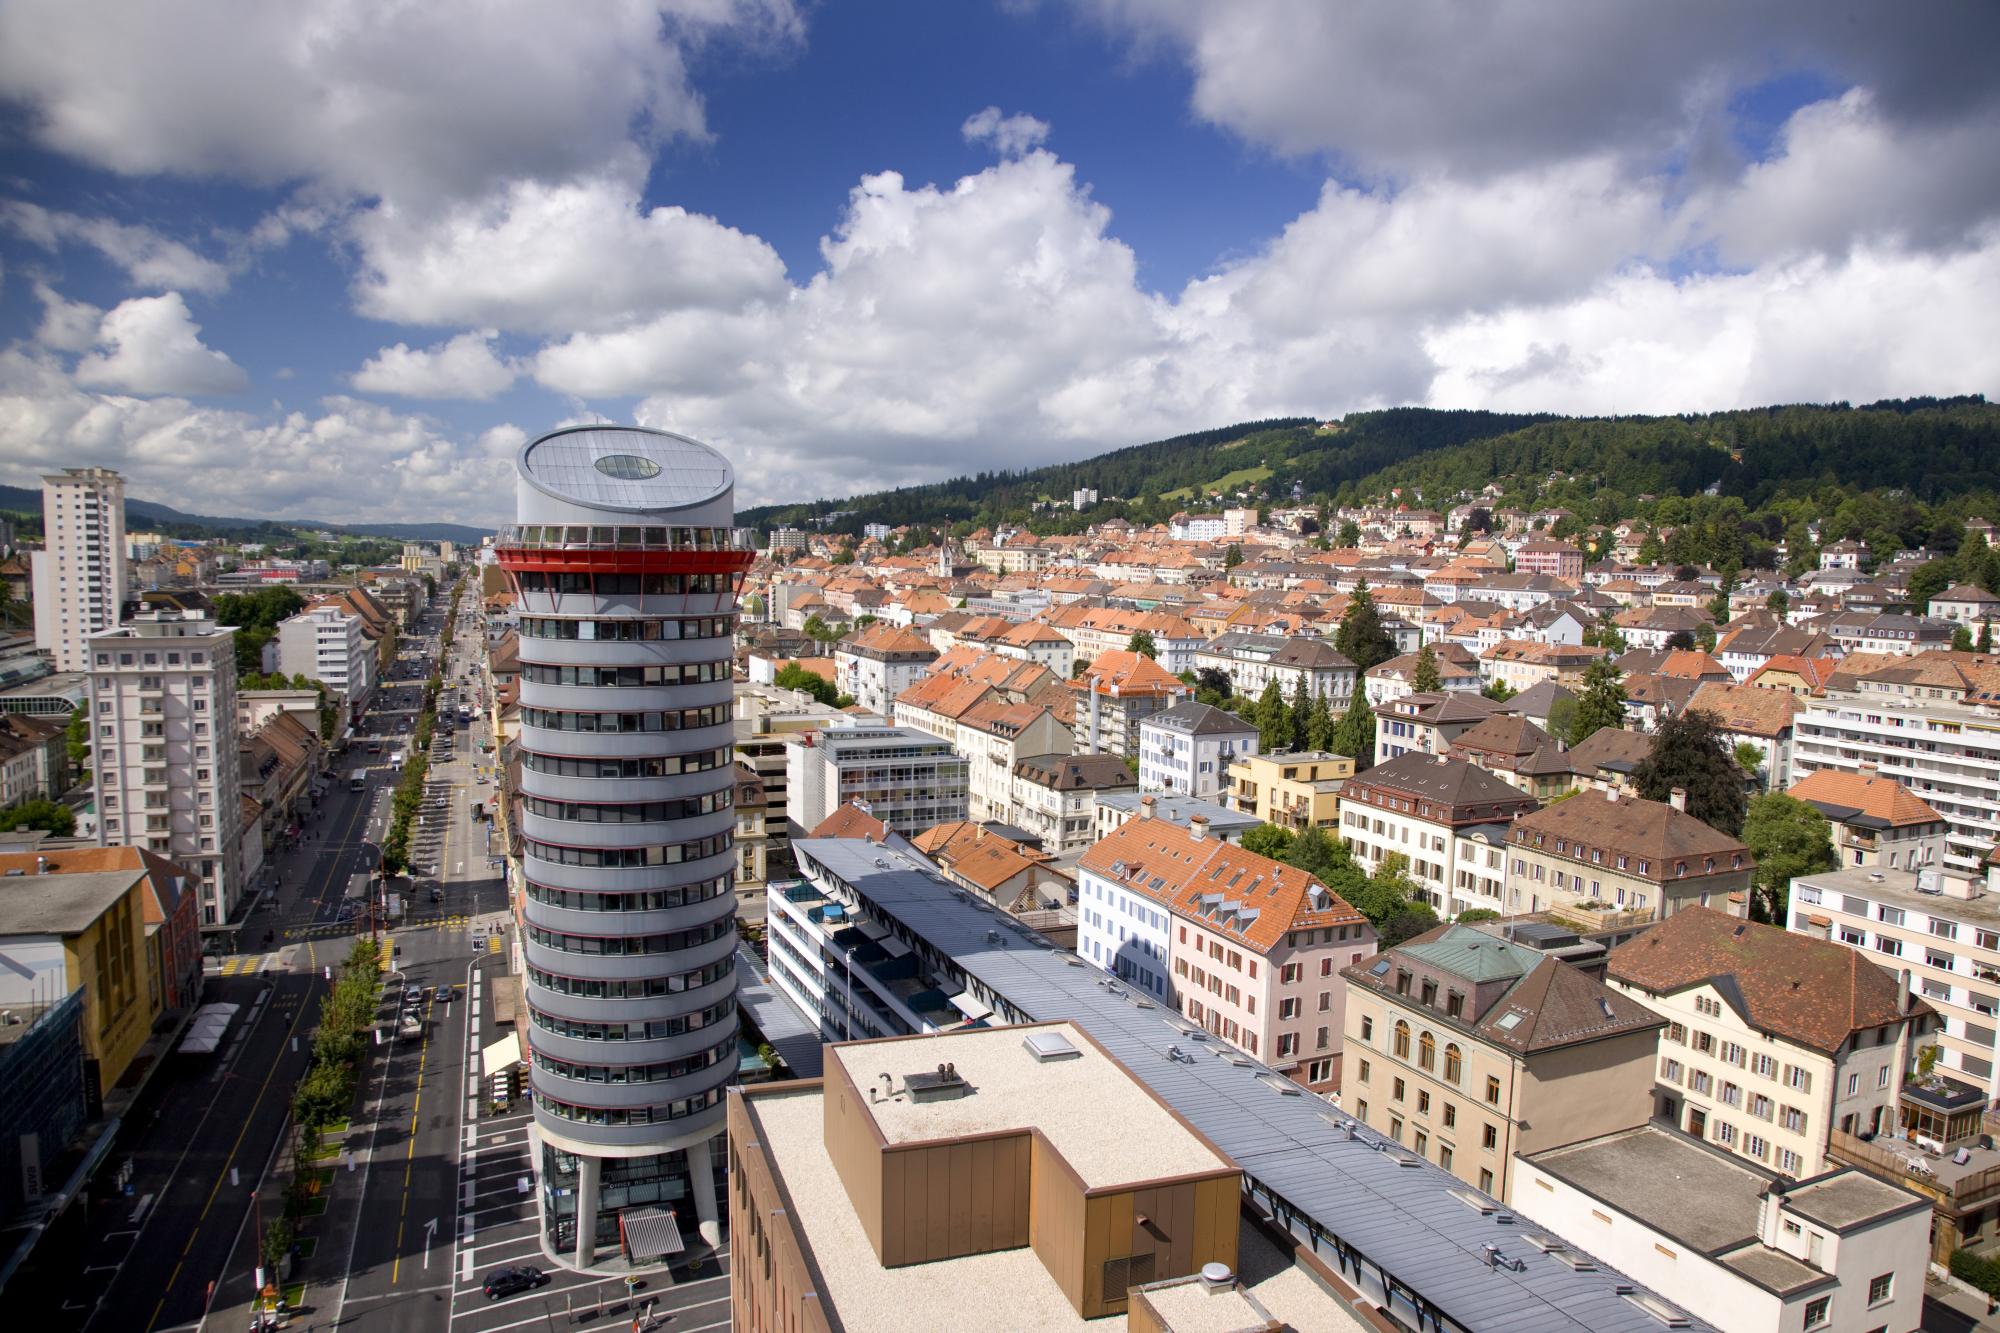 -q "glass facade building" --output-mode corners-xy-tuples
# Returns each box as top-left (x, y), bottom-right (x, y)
(496, 426), (753, 1267)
